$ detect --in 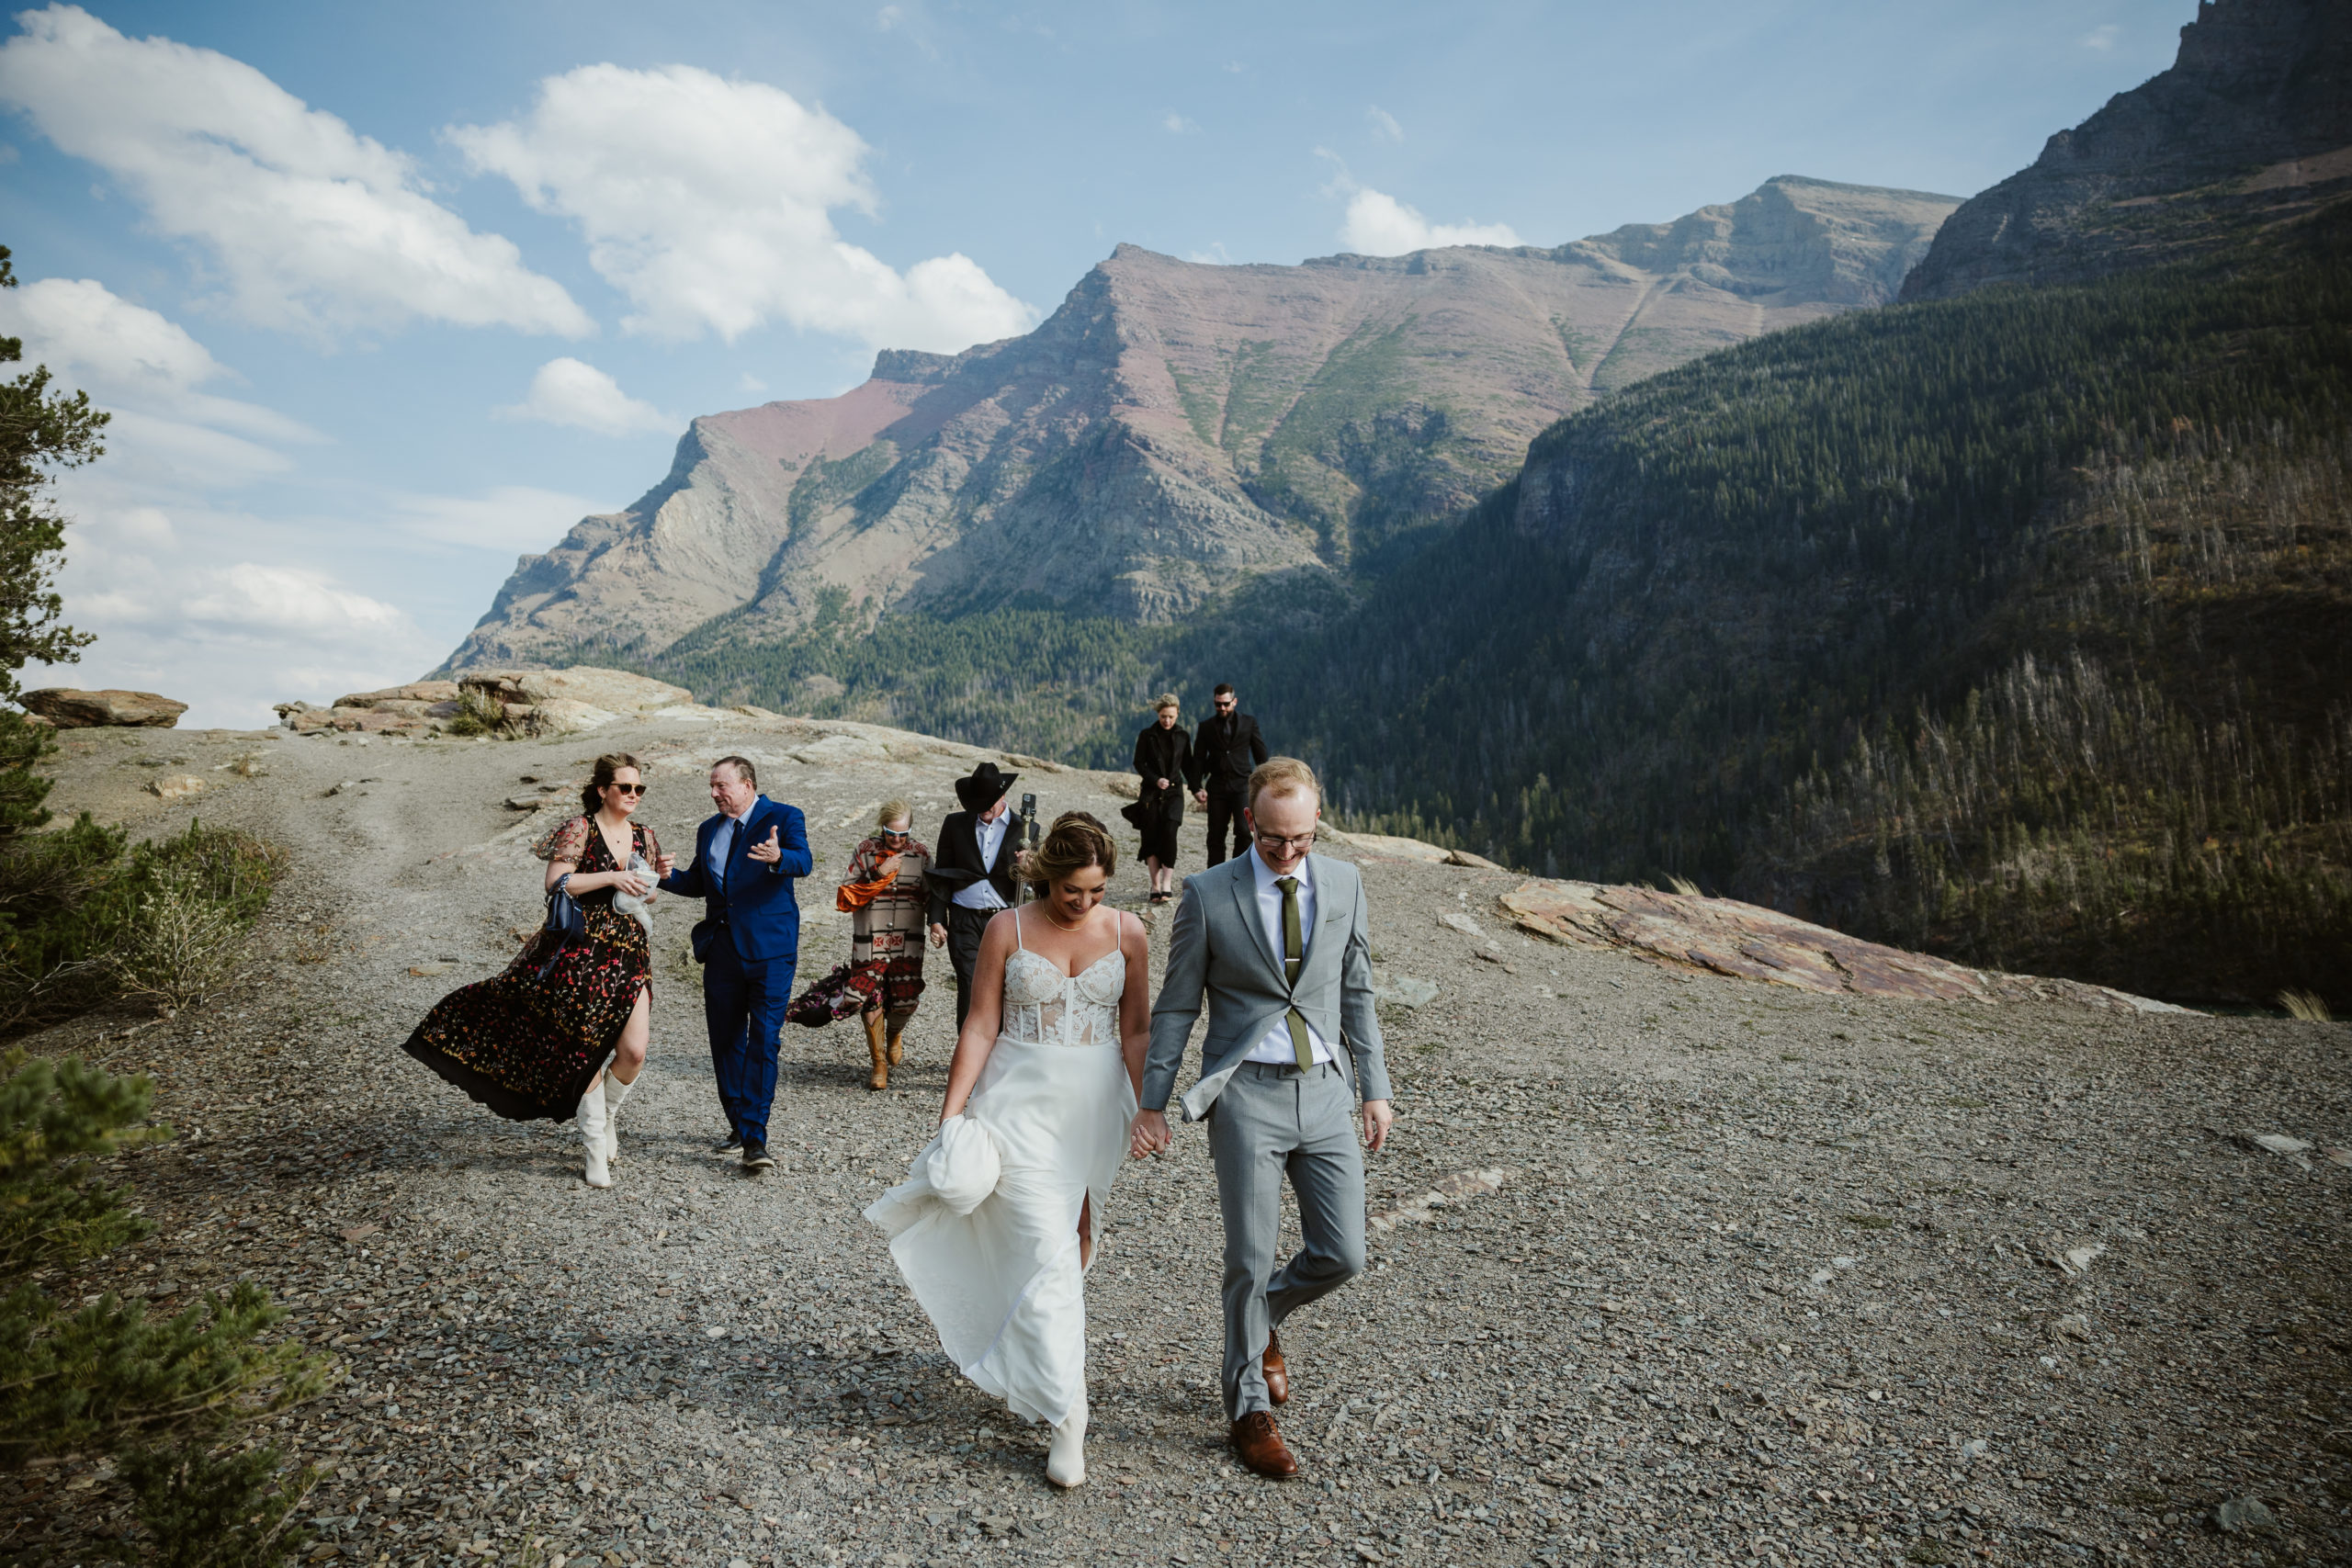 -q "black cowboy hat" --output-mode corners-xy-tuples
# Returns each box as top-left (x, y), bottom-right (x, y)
(954, 761), (1020, 811)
